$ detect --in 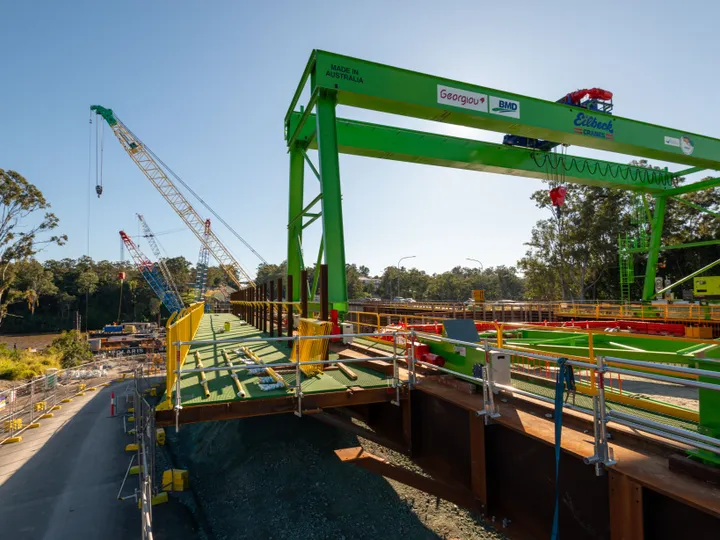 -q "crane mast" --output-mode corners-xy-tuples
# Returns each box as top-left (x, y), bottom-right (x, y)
(136, 214), (185, 310)
(119, 231), (184, 314)
(195, 219), (211, 302)
(90, 105), (255, 289)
